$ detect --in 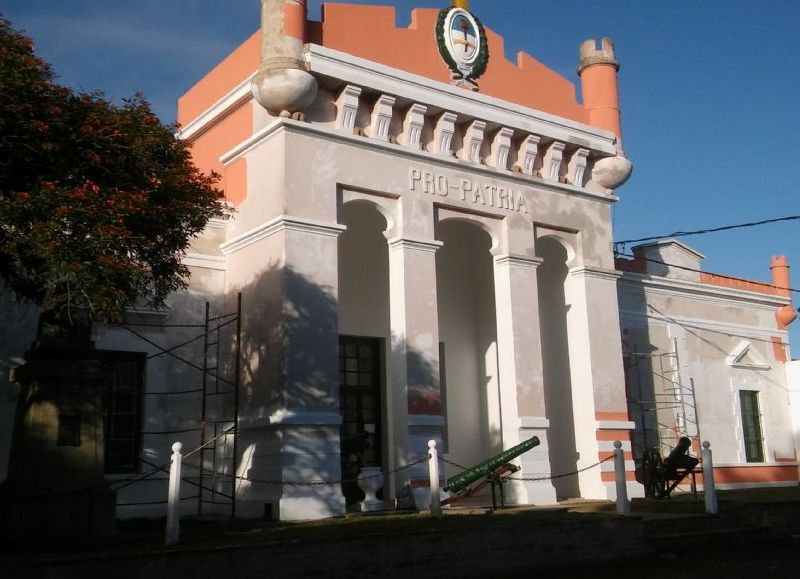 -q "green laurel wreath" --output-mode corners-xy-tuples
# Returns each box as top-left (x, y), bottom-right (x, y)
(435, 8), (490, 83)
